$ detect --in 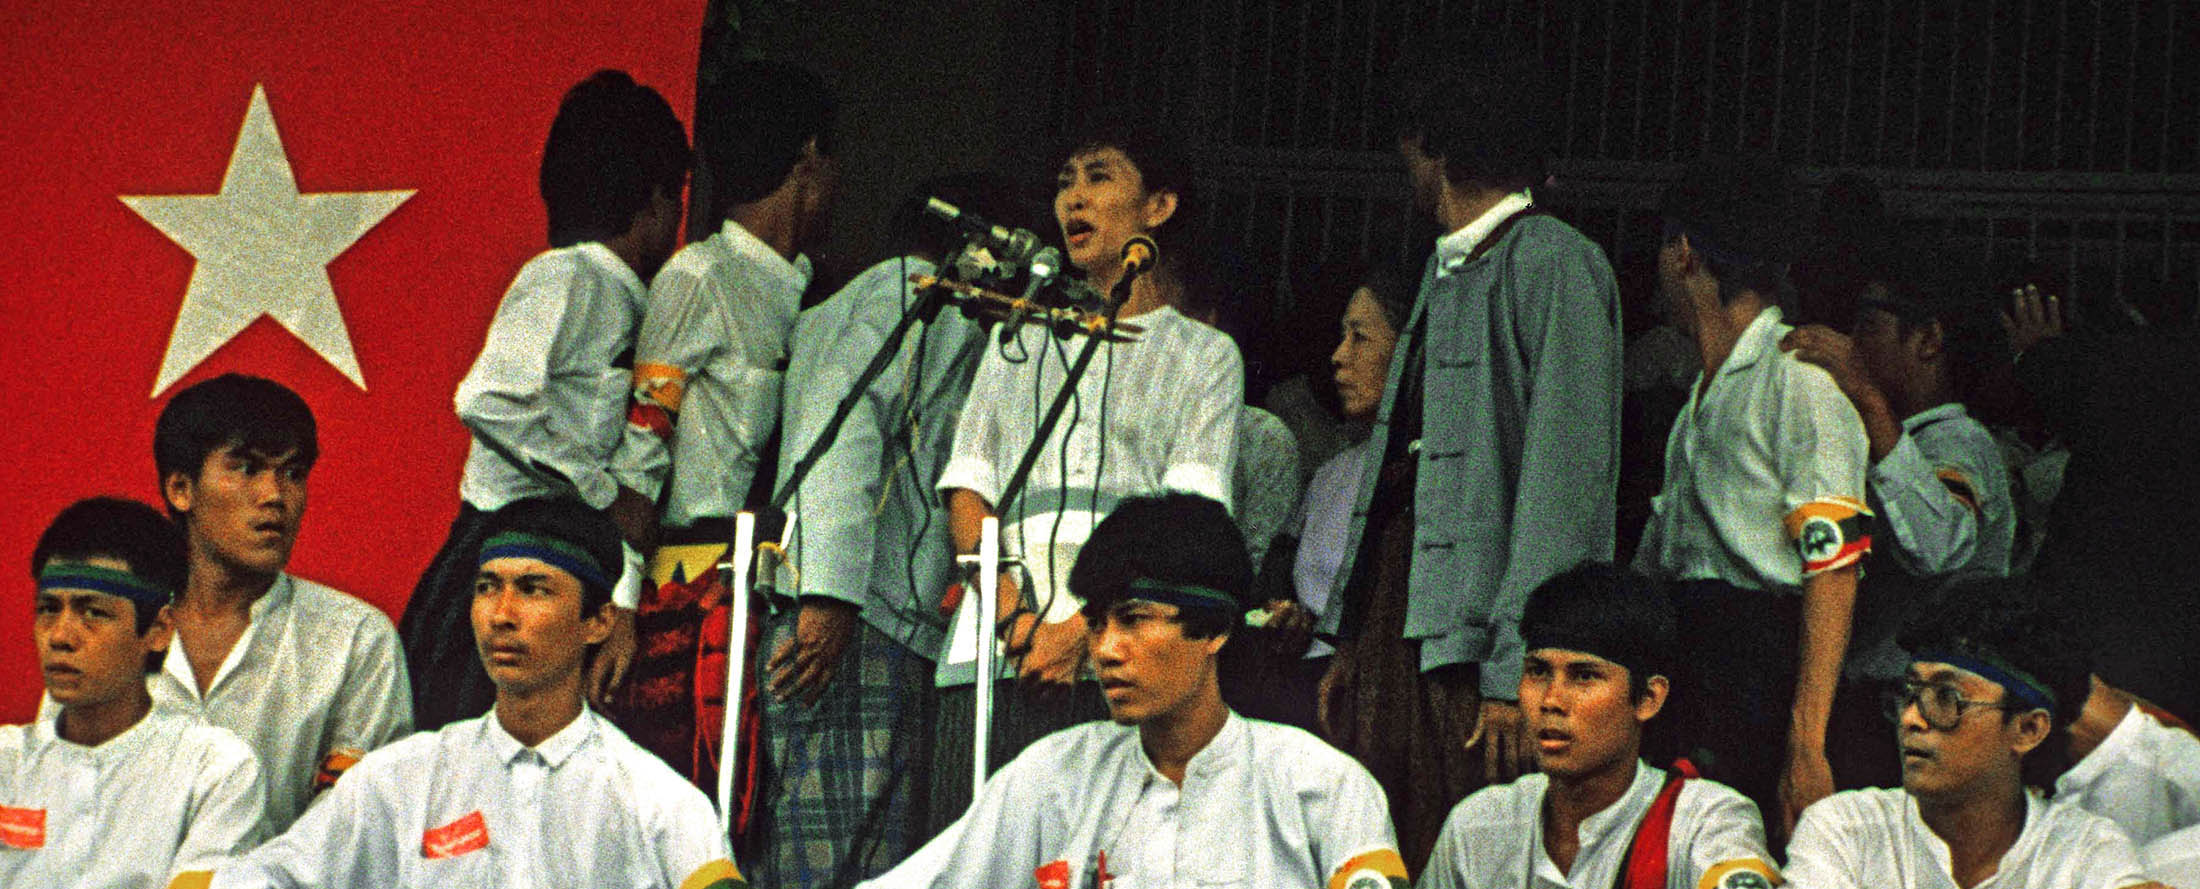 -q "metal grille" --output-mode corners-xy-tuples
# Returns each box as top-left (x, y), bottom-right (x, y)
(1056, 0), (2200, 315)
